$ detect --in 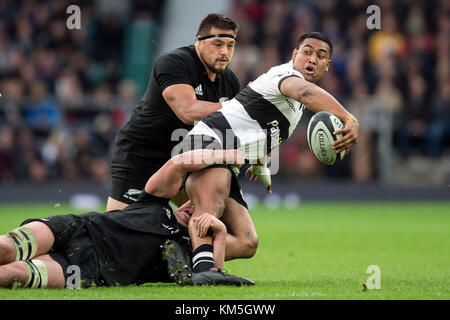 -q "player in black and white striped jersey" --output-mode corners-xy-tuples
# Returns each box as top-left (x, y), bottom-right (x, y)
(188, 59), (307, 163)
(176, 32), (360, 276)
(186, 33), (359, 162)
